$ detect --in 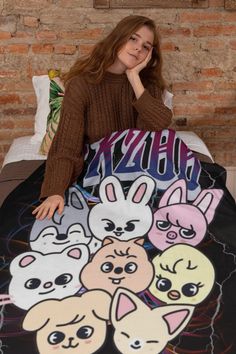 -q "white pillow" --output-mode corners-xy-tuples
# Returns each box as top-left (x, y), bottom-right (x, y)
(31, 75), (50, 144)
(162, 89), (173, 111)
